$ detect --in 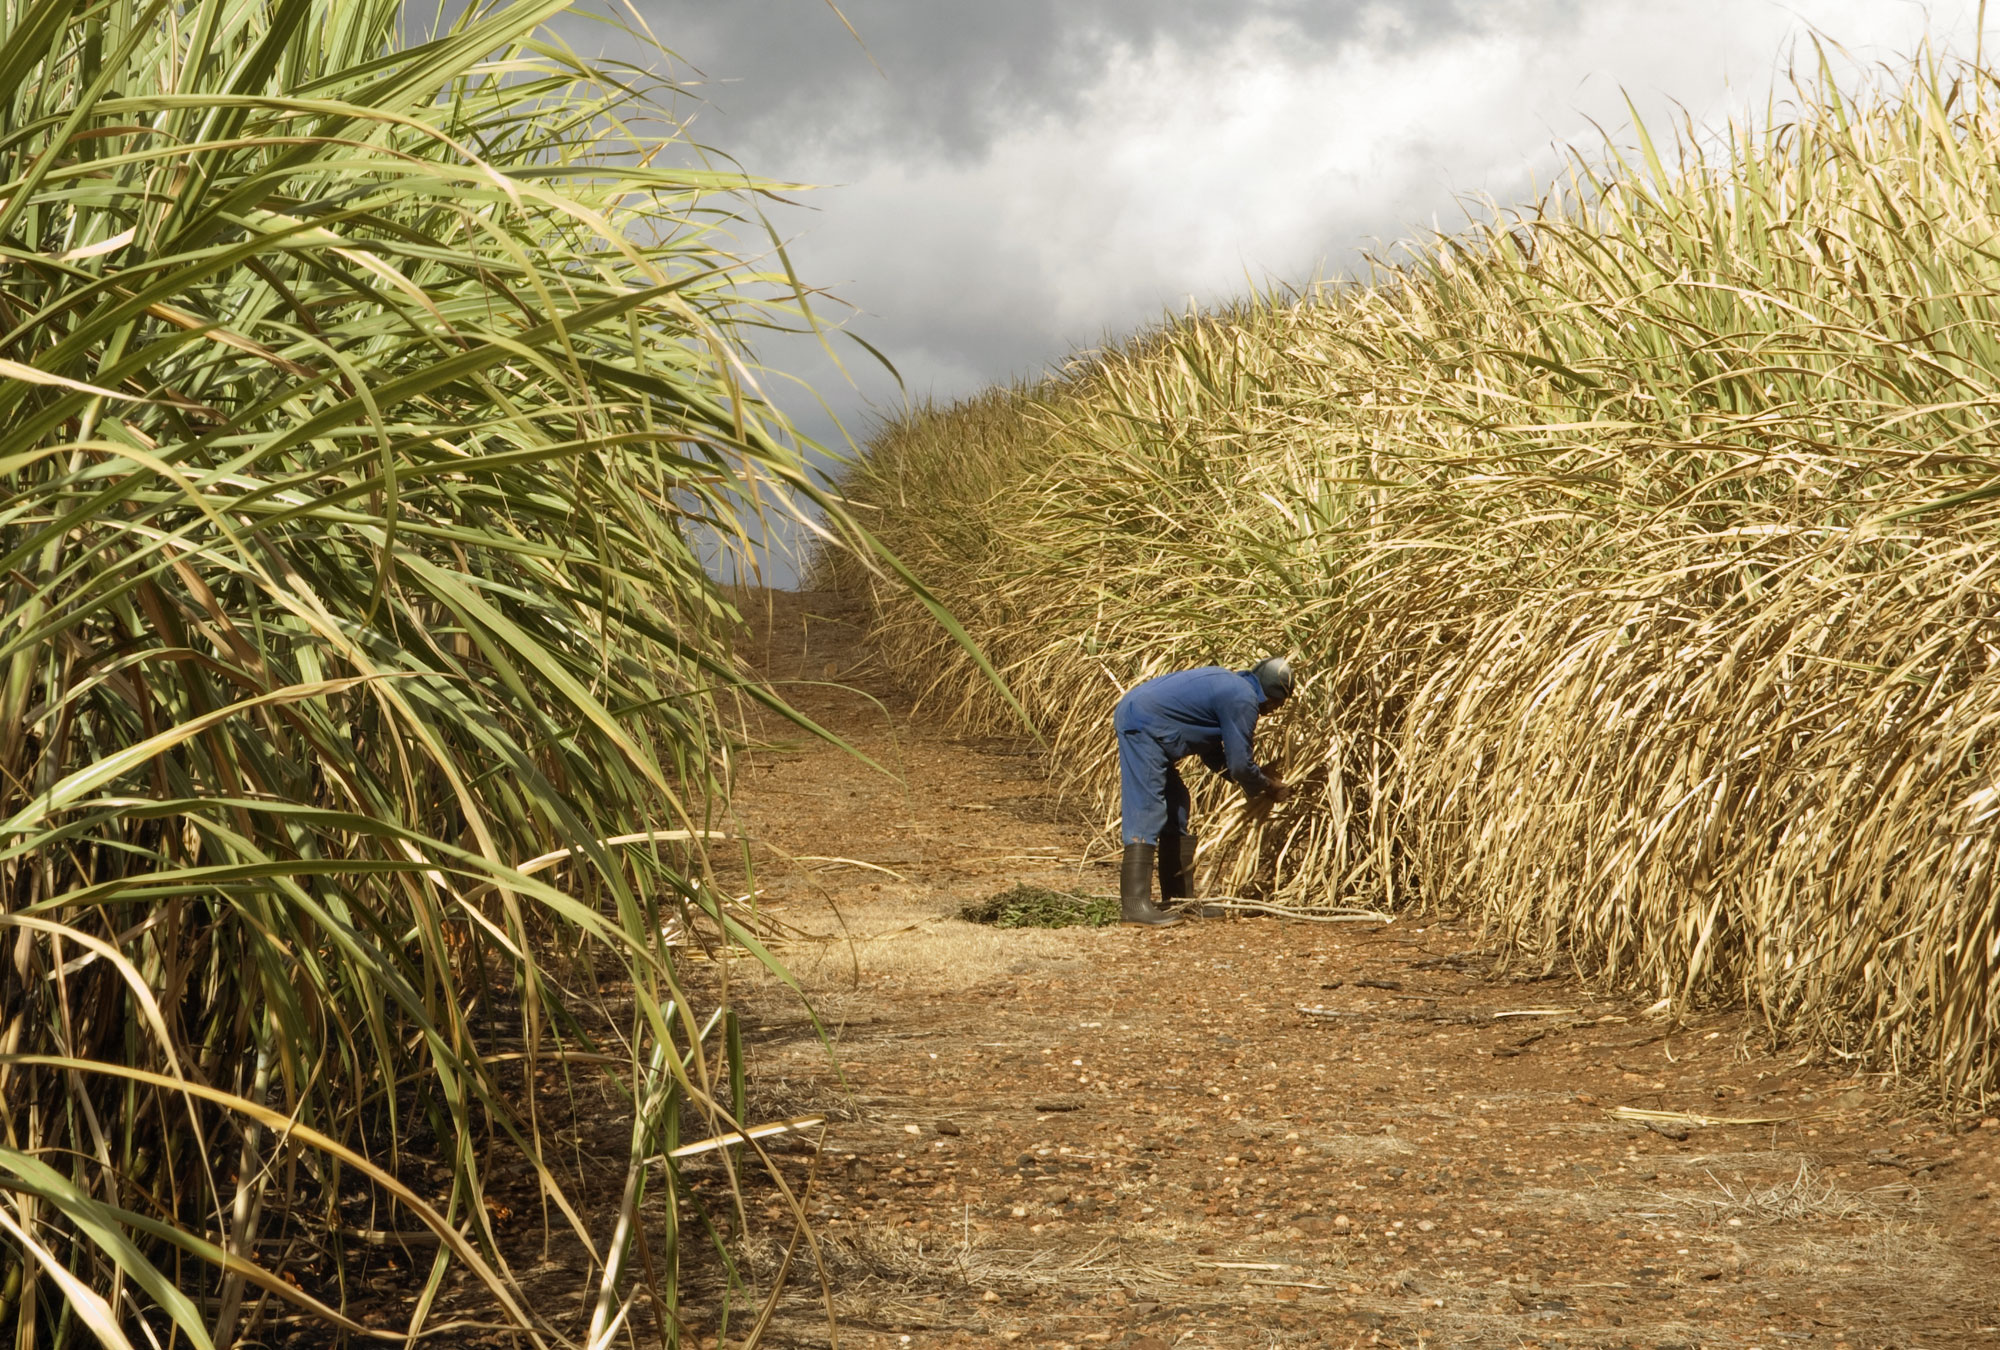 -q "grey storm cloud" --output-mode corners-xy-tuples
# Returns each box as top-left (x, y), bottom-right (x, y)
(552, 0), (1970, 583)
(619, 0), (1528, 165)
